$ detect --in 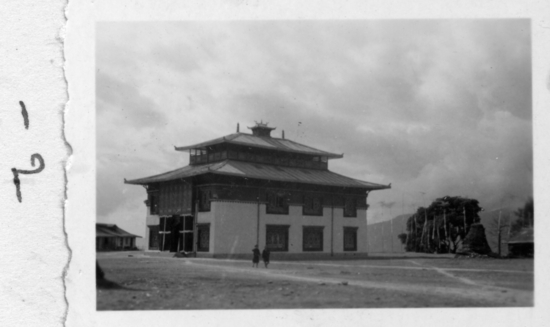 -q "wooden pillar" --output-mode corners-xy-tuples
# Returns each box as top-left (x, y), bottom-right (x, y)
(159, 217), (171, 252)
(193, 201), (198, 257)
(256, 188), (261, 247)
(180, 216), (185, 252)
(330, 199), (334, 256)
